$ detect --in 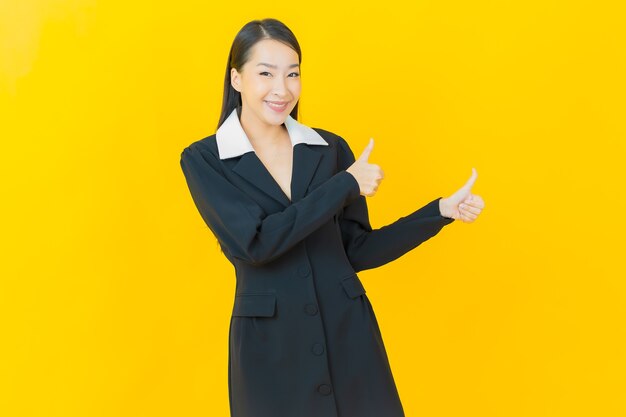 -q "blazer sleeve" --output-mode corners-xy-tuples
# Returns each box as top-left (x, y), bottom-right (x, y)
(180, 142), (361, 266)
(336, 136), (455, 273)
